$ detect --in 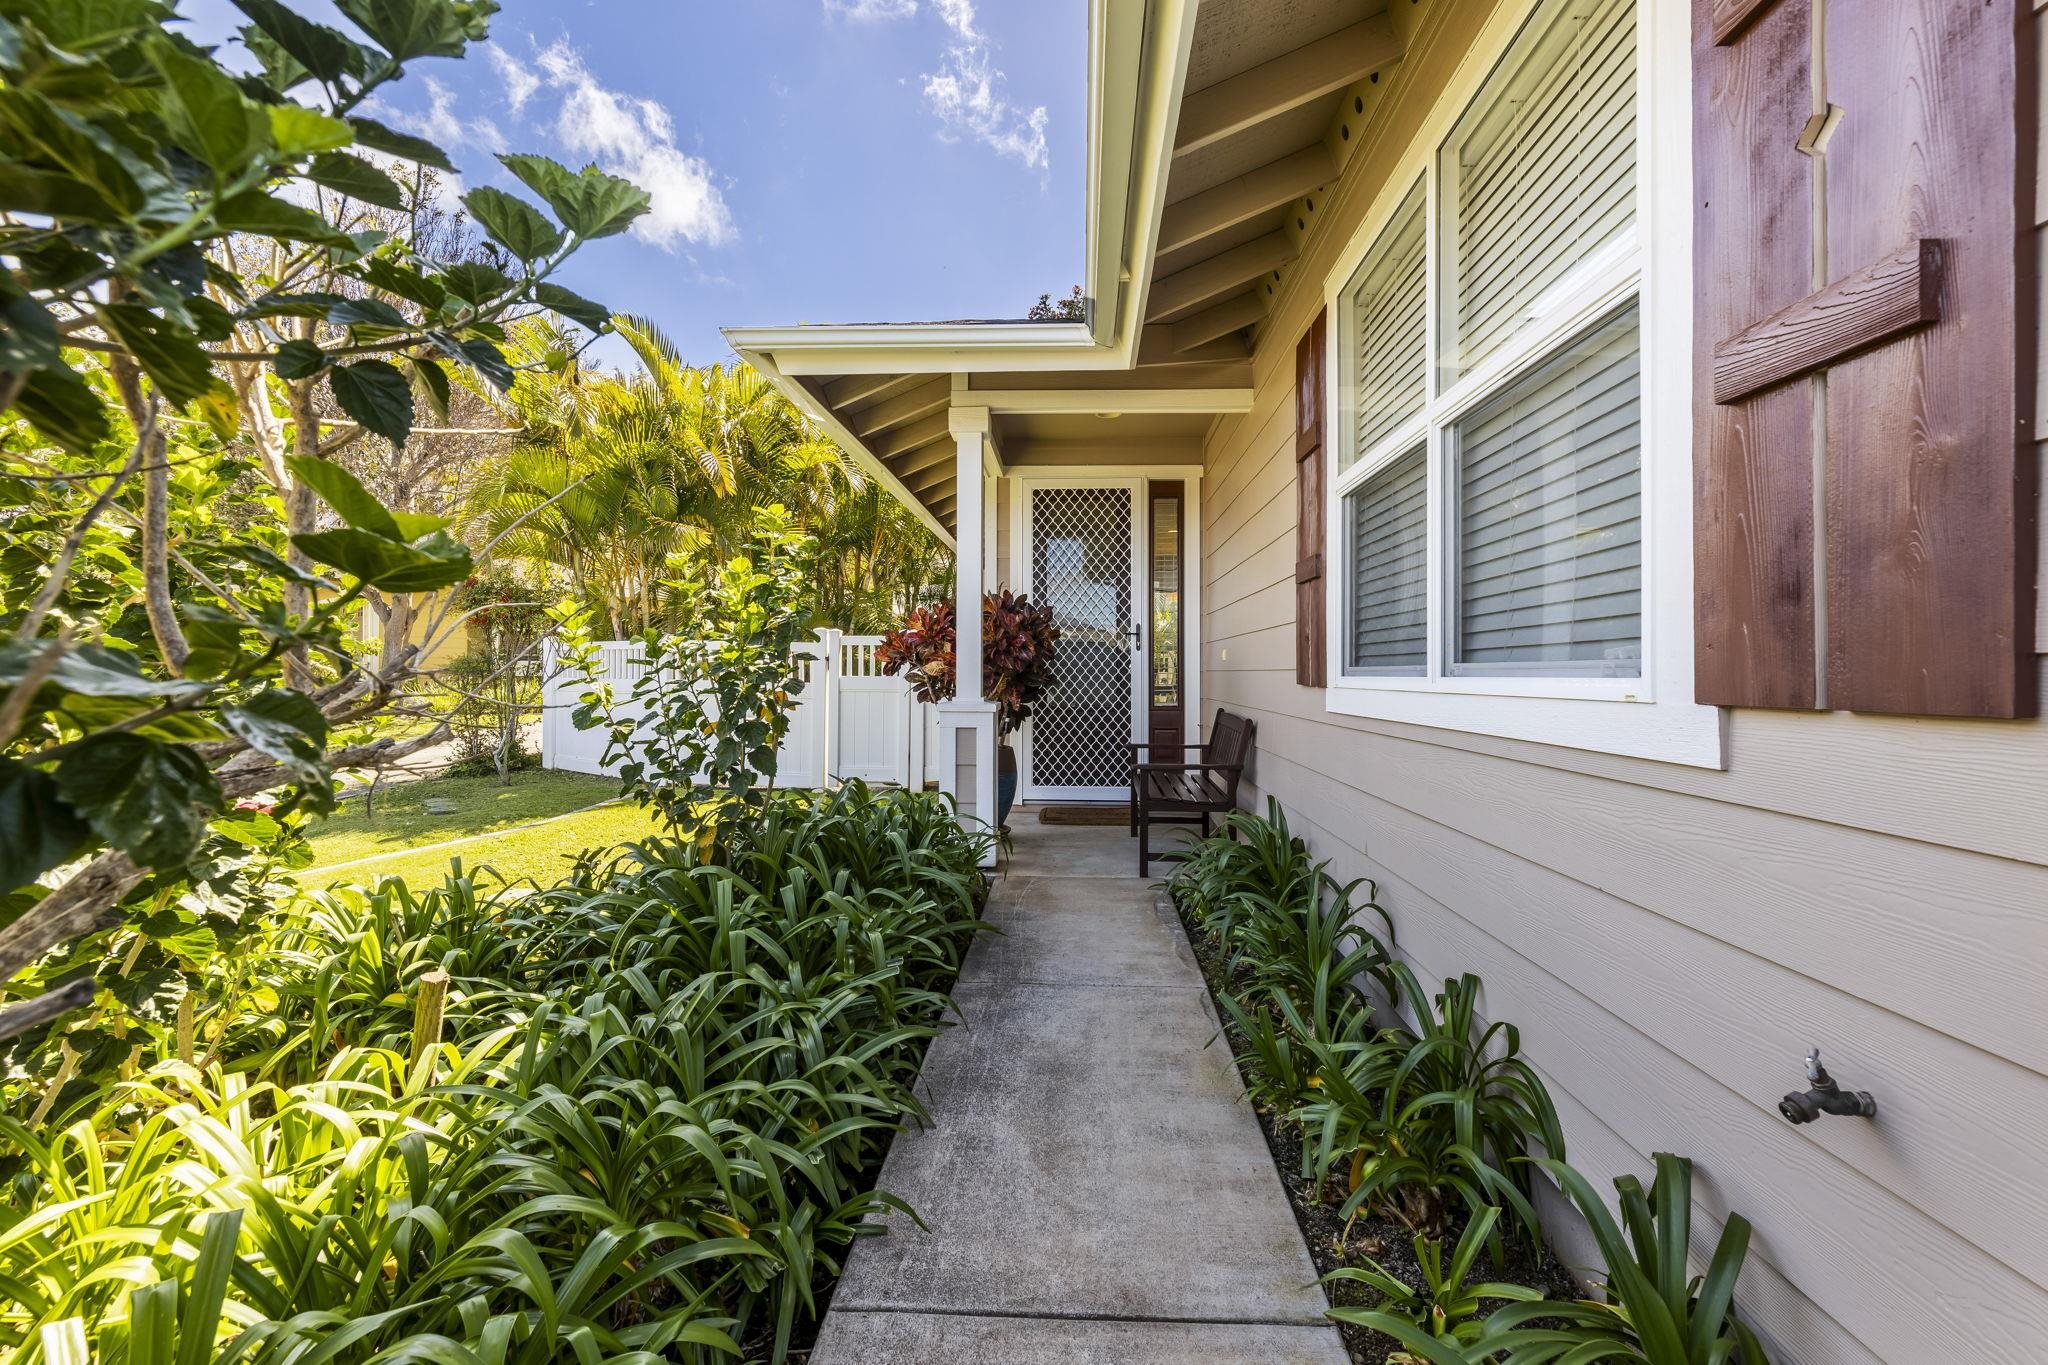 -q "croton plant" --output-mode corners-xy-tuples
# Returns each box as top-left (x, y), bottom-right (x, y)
(878, 590), (1059, 737)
